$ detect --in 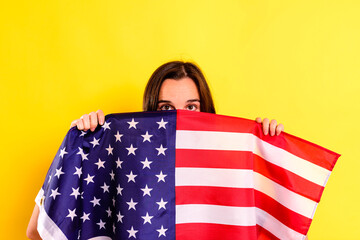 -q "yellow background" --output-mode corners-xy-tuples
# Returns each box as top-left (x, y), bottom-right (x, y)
(1, 0), (359, 239)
